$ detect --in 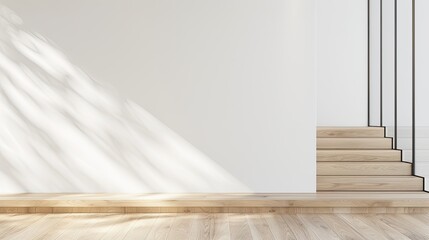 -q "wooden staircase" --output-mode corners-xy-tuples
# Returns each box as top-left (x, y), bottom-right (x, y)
(317, 127), (424, 191)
